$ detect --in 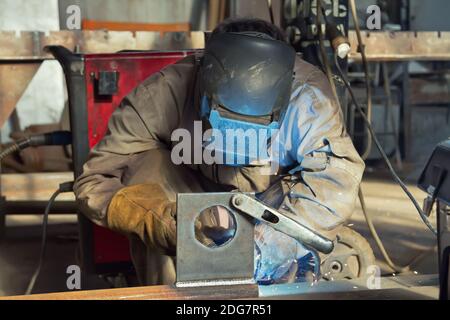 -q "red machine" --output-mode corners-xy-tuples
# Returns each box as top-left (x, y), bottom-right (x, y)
(48, 46), (194, 275)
